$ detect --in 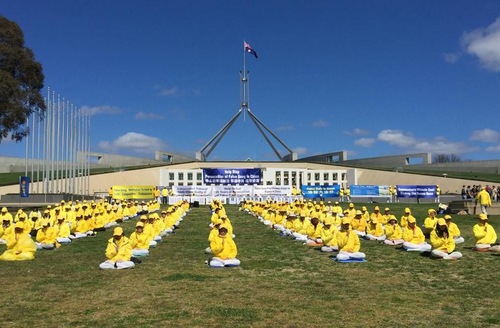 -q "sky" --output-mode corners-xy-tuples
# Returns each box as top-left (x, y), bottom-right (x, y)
(1, 1), (500, 162)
